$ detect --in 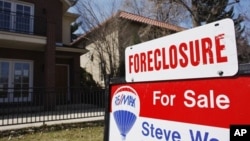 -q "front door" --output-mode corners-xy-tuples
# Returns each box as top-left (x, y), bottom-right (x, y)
(55, 65), (69, 103)
(0, 60), (33, 103)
